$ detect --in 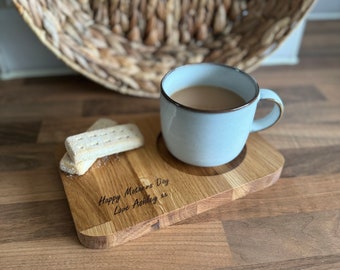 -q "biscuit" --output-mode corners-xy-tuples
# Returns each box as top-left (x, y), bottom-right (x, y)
(60, 118), (117, 175)
(60, 155), (97, 175)
(65, 123), (144, 164)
